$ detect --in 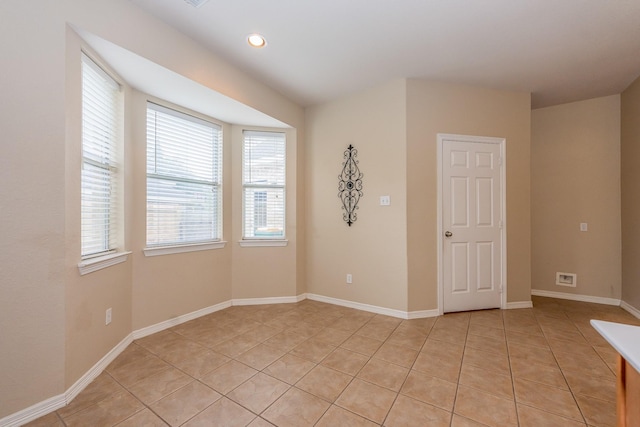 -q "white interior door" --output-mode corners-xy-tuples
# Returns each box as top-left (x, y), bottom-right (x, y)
(440, 135), (504, 313)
